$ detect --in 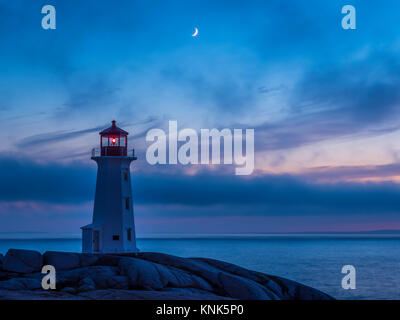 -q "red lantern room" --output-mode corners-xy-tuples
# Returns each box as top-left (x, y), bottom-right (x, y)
(100, 120), (129, 156)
